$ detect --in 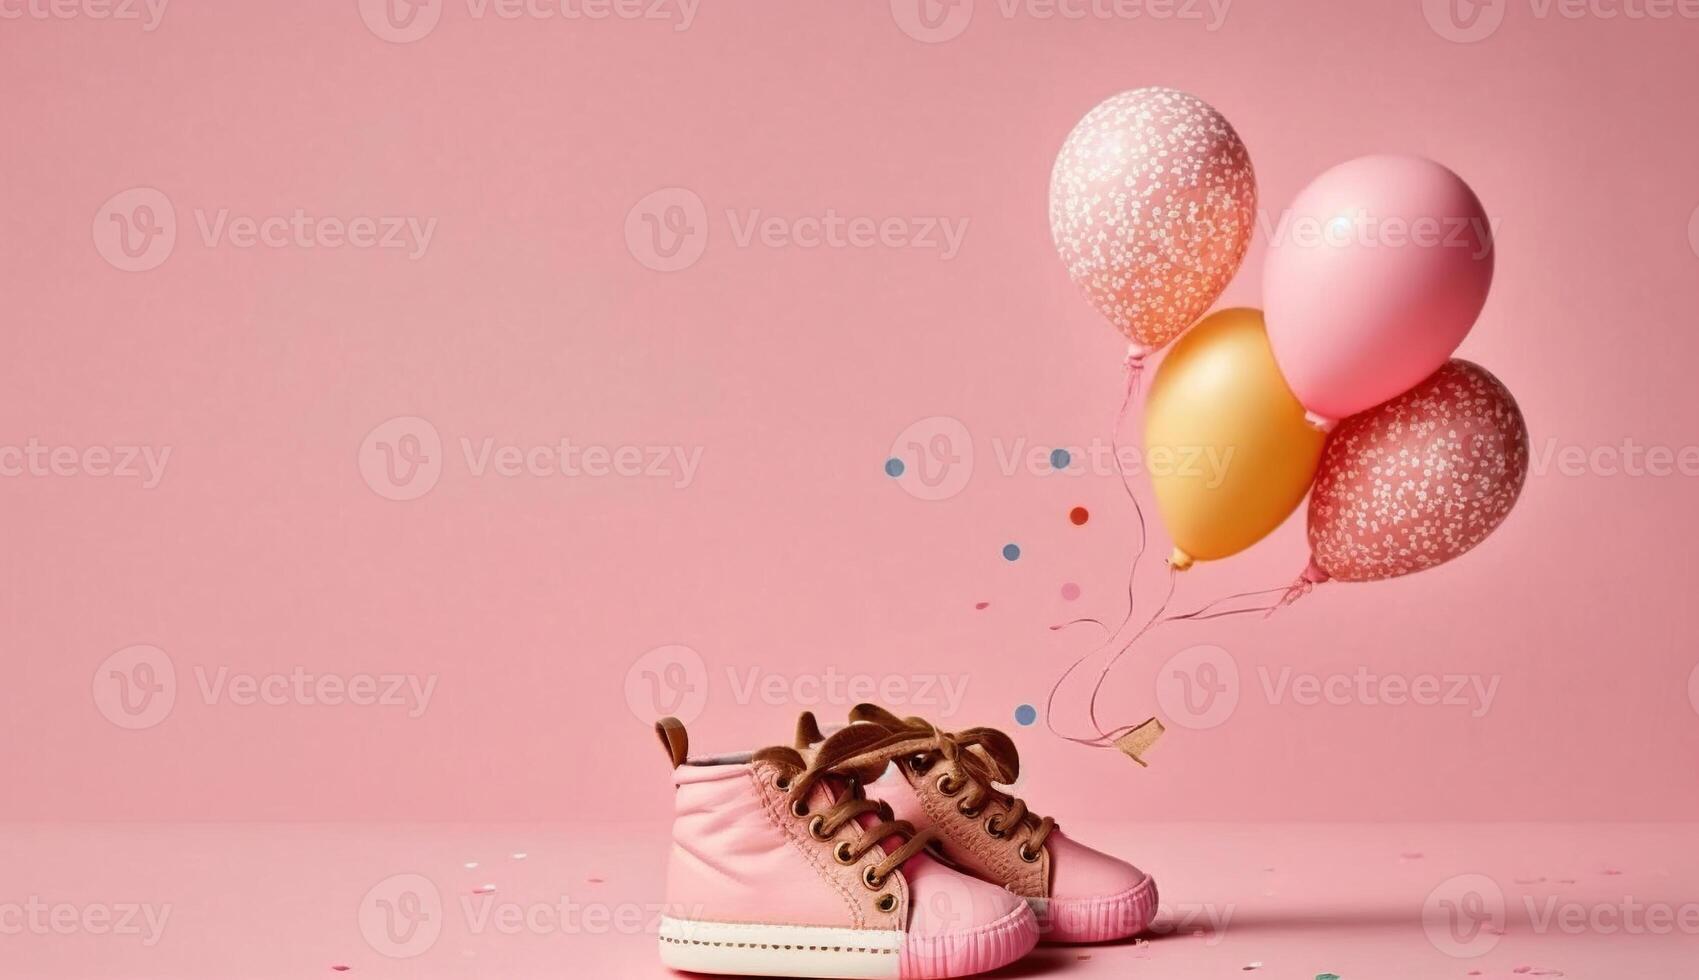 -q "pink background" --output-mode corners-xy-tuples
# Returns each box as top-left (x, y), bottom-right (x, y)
(3, 0), (1697, 829)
